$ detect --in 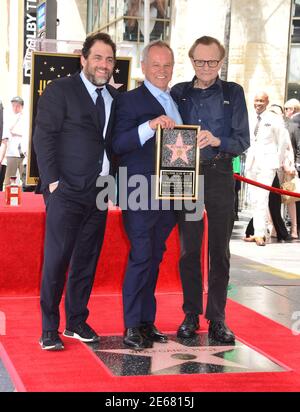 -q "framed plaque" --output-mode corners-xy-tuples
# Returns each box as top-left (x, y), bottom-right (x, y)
(155, 125), (200, 200)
